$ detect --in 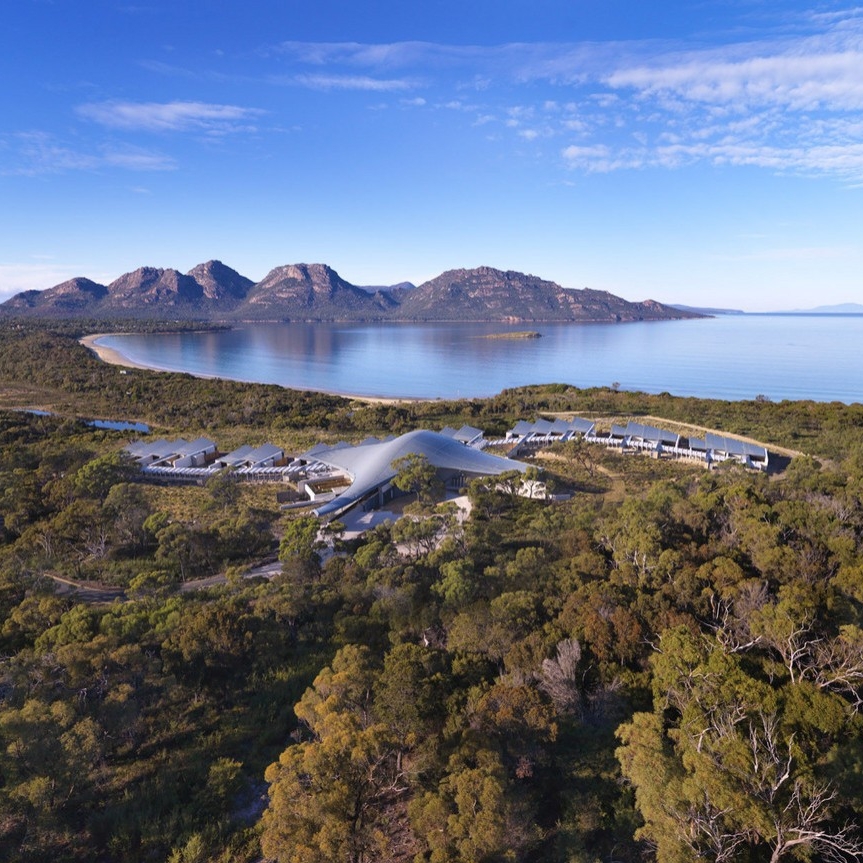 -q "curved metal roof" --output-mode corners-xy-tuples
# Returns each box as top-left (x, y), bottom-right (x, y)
(313, 428), (527, 517)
